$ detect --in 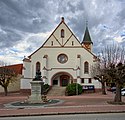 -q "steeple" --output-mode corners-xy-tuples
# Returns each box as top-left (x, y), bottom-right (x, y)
(82, 21), (93, 51)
